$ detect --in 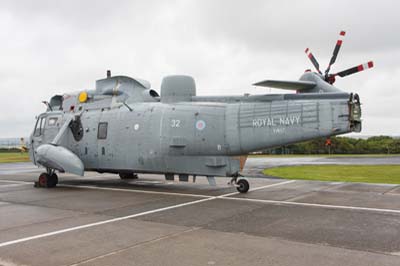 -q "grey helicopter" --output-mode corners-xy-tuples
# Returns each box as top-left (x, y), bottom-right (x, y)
(29, 30), (373, 193)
